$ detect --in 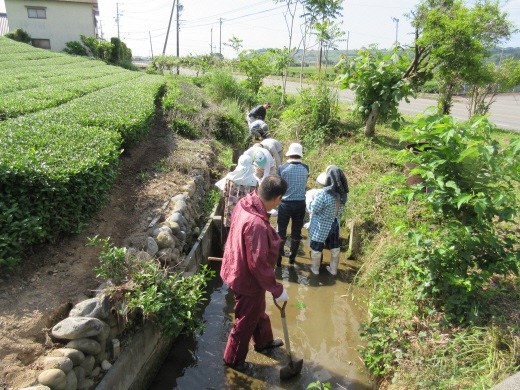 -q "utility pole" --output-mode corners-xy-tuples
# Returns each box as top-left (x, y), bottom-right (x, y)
(149, 31), (154, 59)
(392, 17), (399, 46)
(115, 2), (122, 40)
(163, 0), (177, 55)
(176, 0), (180, 74)
(210, 27), (213, 55)
(346, 30), (350, 55)
(219, 18), (223, 56)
